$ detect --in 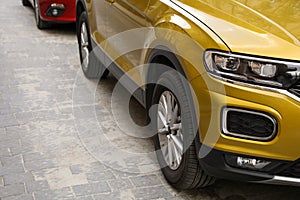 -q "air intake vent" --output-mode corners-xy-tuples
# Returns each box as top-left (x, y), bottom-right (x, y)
(221, 107), (277, 141)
